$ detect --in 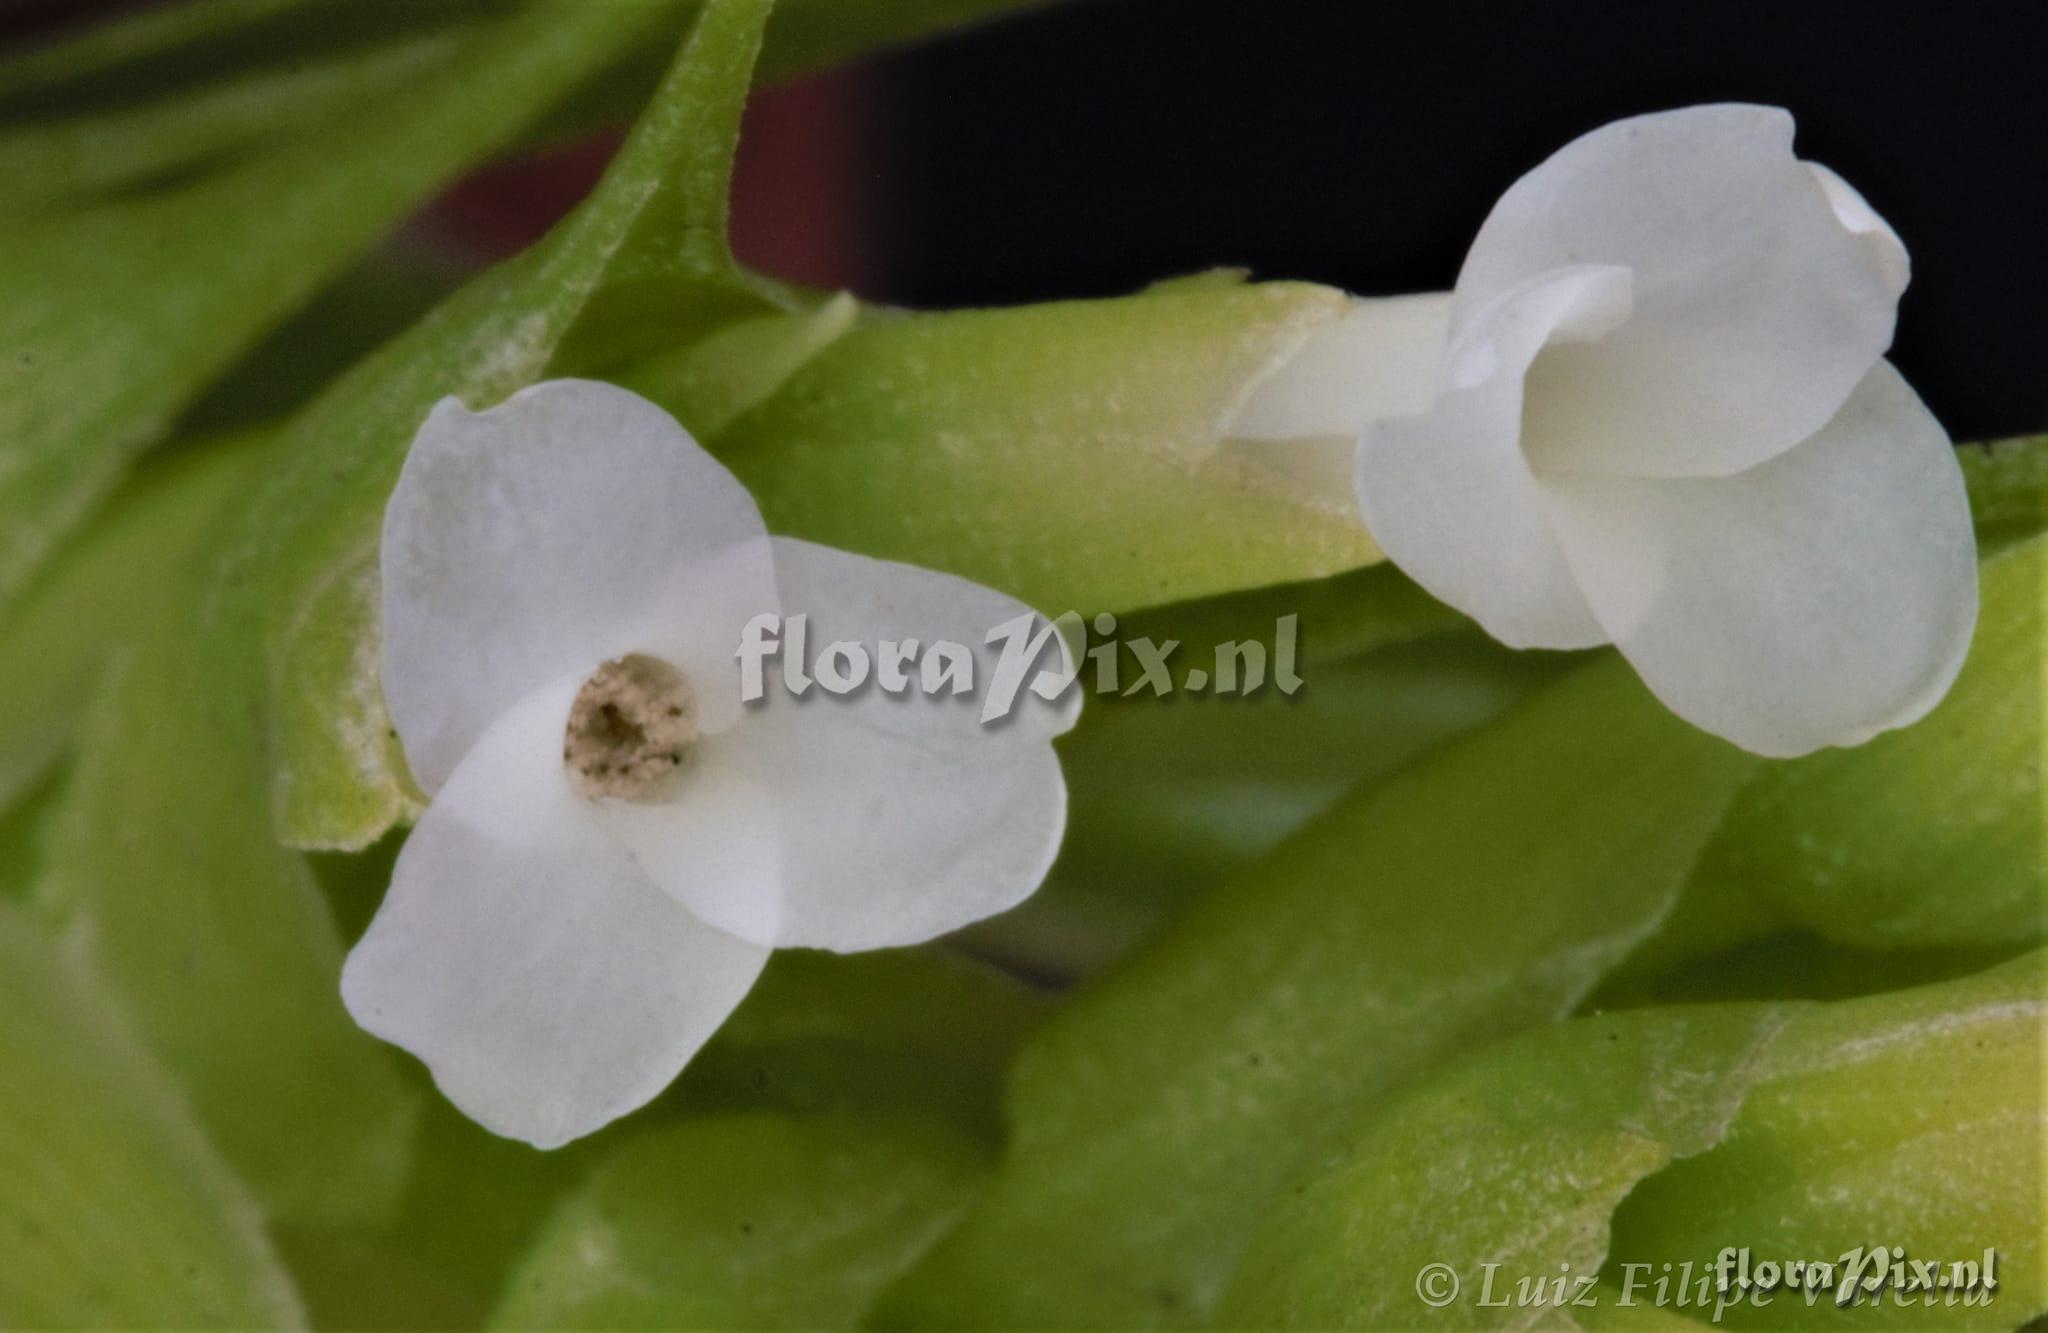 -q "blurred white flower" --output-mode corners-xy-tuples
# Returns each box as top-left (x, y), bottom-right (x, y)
(1235, 105), (1977, 757)
(343, 380), (1075, 1148)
